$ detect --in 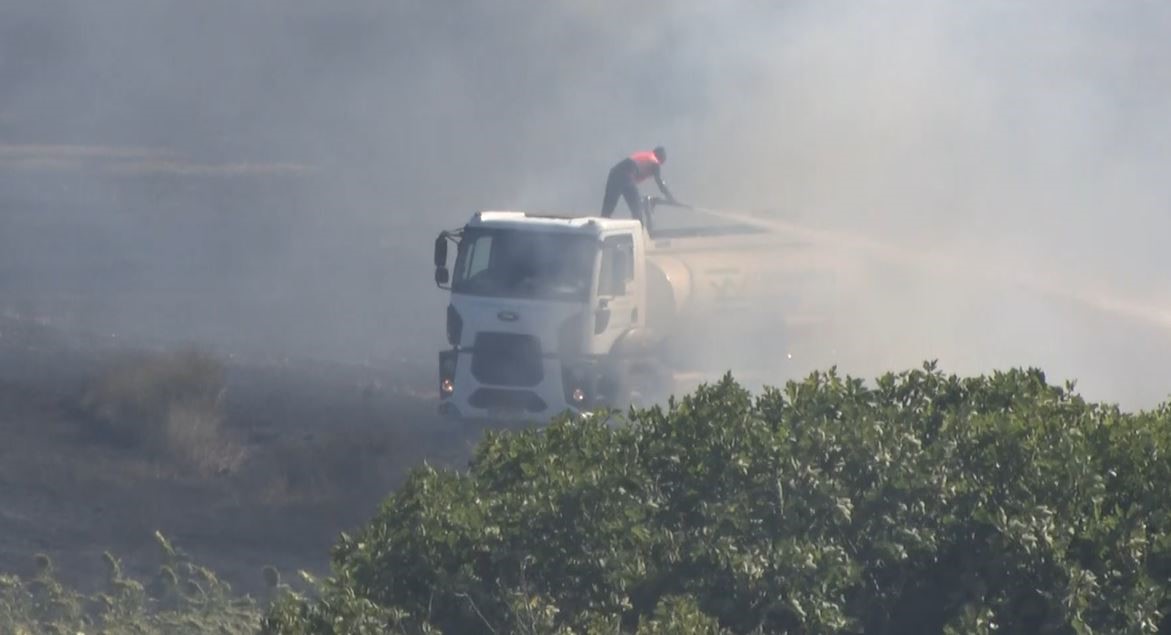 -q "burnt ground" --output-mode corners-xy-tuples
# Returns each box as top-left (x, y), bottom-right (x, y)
(4, 277), (1171, 605)
(0, 310), (482, 599)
